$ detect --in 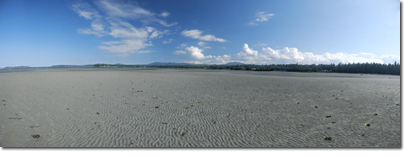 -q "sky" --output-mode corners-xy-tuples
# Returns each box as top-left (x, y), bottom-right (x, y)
(0, 0), (401, 67)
